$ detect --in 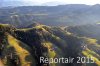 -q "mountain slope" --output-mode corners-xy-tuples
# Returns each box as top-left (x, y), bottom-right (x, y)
(0, 24), (100, 66)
